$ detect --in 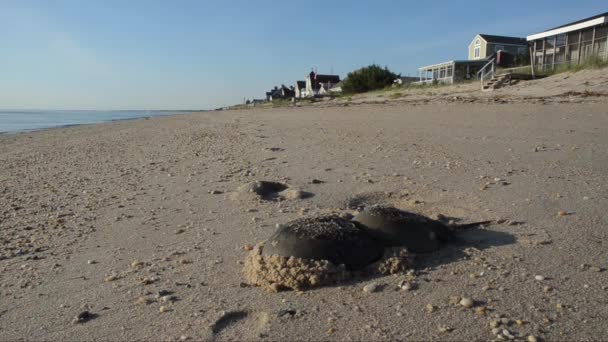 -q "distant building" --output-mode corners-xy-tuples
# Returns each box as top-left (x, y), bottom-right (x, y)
(265, 87), (279, 101)
(295, 81), (306, 98)
(527, 12), (608, 71)
(469, 34), (528, 60)
(266, 85), (295, 101)
(305, 71), (341, 96)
